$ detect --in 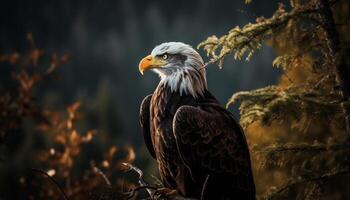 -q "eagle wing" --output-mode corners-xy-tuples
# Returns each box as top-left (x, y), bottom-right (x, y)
(139, 94), (156, 159)
(173, 104), (255, 191)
